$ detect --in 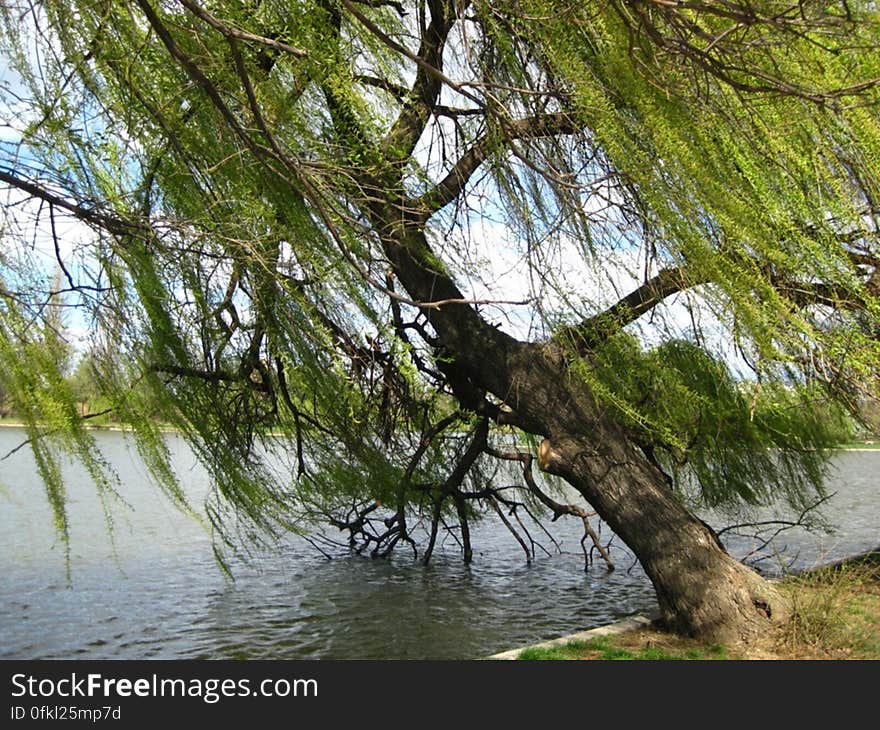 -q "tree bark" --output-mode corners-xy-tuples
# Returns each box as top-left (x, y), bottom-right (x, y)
(481, 341), (790, 643)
